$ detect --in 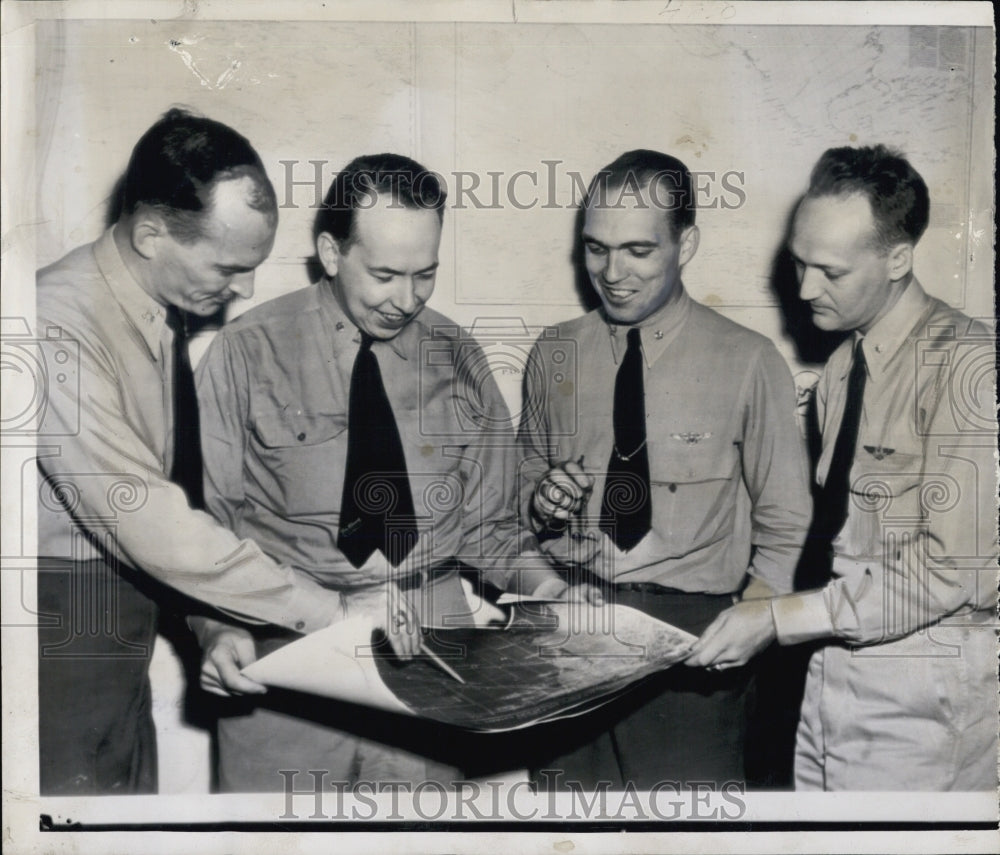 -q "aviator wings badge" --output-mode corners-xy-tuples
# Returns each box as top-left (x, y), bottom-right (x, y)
(863, 445), (895, 461)
(671, 432), (712, 445)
